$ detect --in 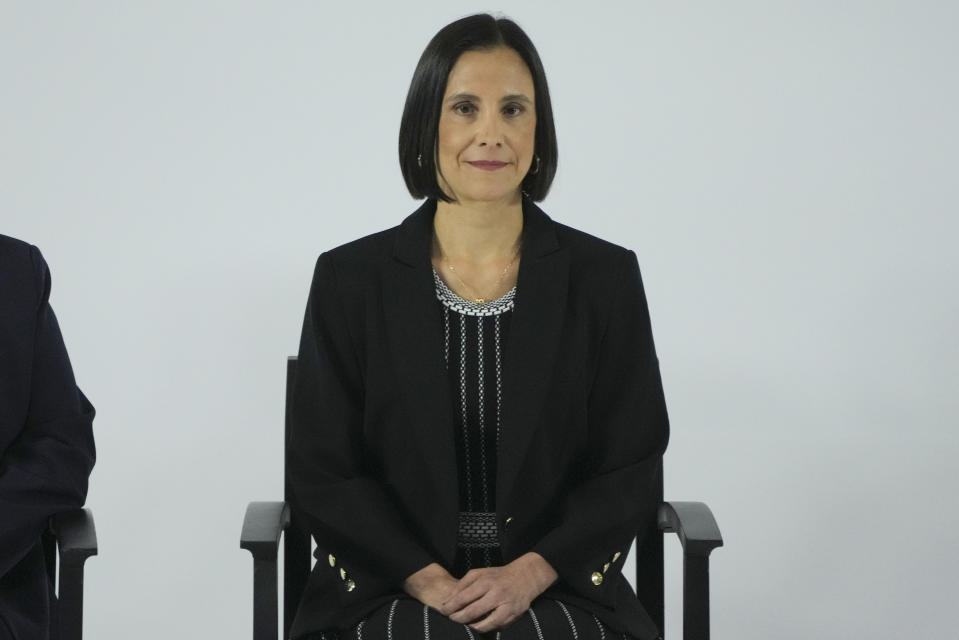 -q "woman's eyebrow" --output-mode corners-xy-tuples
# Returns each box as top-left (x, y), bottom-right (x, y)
(445, 92), (480, 103)
(444, 92), (533, 103)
